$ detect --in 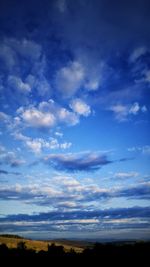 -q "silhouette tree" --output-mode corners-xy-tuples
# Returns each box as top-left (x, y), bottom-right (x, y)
(48, 243), (65, 257)
(17, 241), (27, 250)
(0, 243), (9, 256)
